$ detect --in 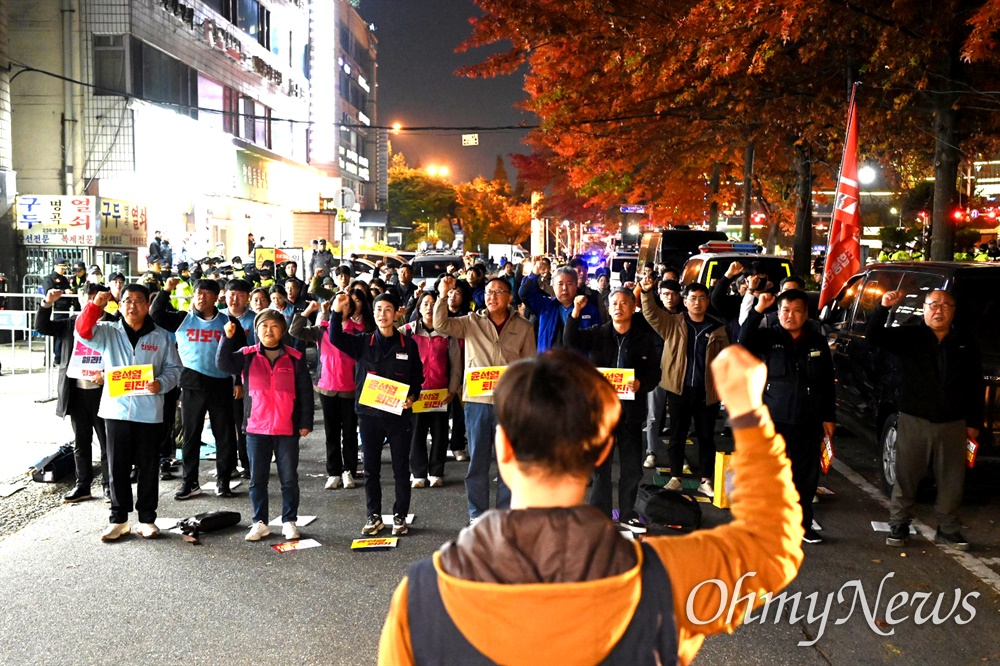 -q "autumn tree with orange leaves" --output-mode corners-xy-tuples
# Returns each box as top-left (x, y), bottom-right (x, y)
(461, 0), (1000, 269)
